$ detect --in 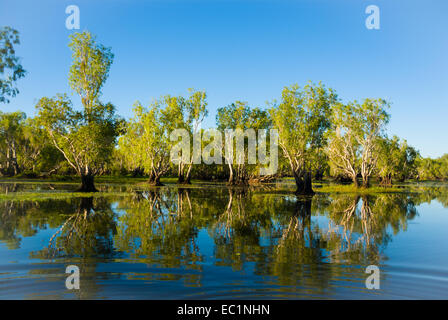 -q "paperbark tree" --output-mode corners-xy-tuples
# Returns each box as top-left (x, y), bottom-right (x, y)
(119, 102), (171, 186)
(217, 101), (271, 185)
(36, 31), (120, 192)
(355, 99), (390, 188)
(270, 82), (337, 195)
(161, 89), (208, 184)
(0, 111), (25, 175)
(0, 27), (26, 103)
(37, 95), (121, 191)
(376, 136), (419, 186)
(327, 103), (360, 187)
(327, 99), (390, 188)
